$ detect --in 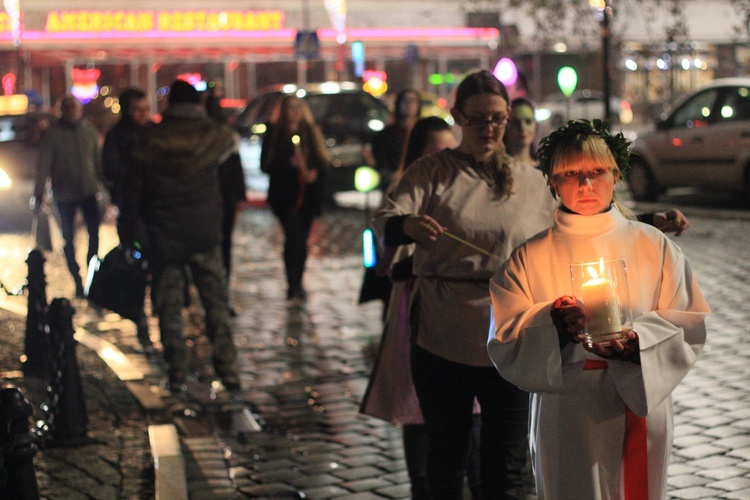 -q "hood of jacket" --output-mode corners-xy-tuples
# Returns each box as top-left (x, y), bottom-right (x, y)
(132, 104), (234, 170)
